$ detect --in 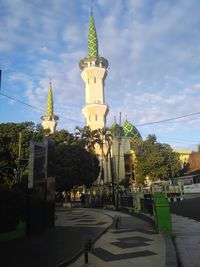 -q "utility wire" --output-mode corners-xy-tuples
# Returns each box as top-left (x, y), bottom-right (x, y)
(1, 91), (200, 128)
(135, 111), (200, 127)
(0, 92), (83, 125)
